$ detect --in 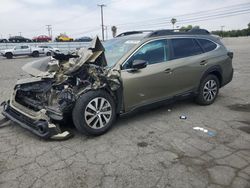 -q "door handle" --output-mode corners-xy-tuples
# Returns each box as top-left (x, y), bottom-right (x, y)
(164, 68), (172, 74)
(200, 60), (207, 66)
